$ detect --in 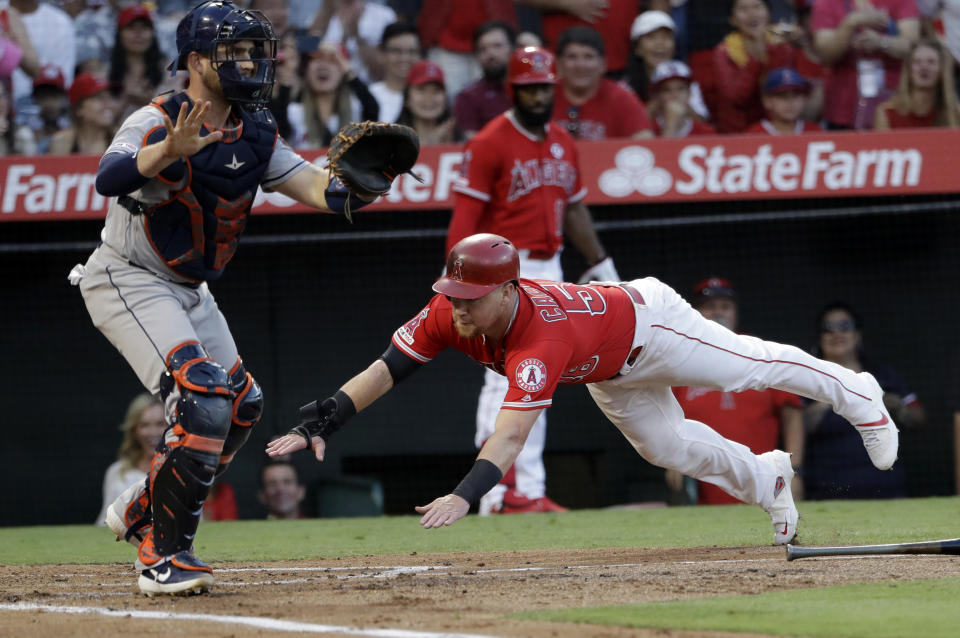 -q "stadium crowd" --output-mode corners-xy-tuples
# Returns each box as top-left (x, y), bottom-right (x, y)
(1, 0), (959, 156)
